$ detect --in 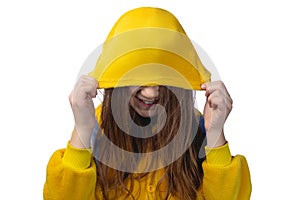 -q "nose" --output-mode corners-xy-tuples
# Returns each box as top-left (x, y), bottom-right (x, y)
(140, 86), (159, 100)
